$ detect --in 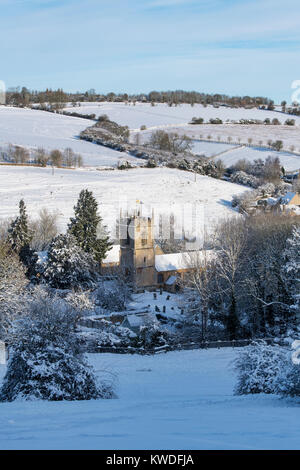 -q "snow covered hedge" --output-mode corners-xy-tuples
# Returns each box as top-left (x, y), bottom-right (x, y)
(230, 171), (260, 188)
